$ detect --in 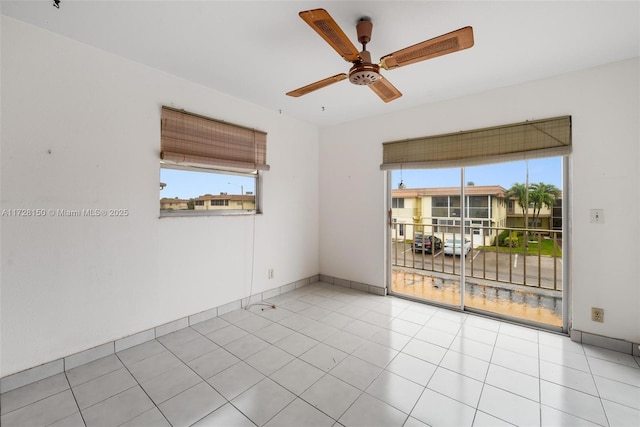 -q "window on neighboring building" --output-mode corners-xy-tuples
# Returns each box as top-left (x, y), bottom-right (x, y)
(392, 198), (404, 208)
(159, 106), (268, 216)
